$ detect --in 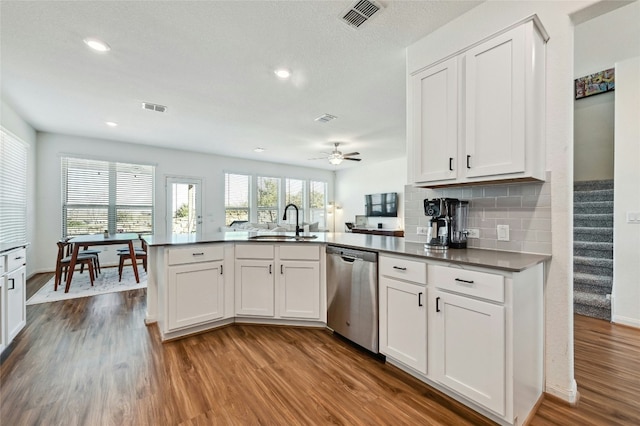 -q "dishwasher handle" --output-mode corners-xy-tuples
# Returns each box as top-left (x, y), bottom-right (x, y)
(340, 255), (357, 263)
